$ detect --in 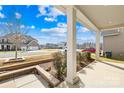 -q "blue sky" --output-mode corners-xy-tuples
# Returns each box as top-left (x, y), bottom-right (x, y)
(0, 5), (96, 44)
